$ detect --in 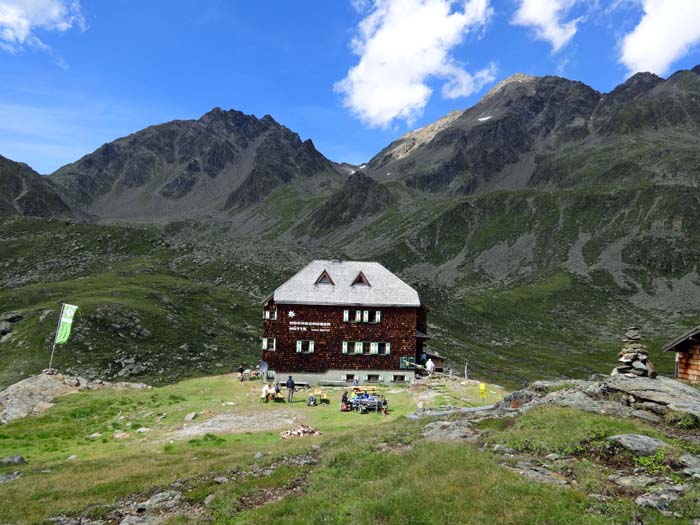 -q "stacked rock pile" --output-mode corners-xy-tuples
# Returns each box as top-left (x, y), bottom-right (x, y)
(279, 425), (321, 439)
(611, 326), (657, 378)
